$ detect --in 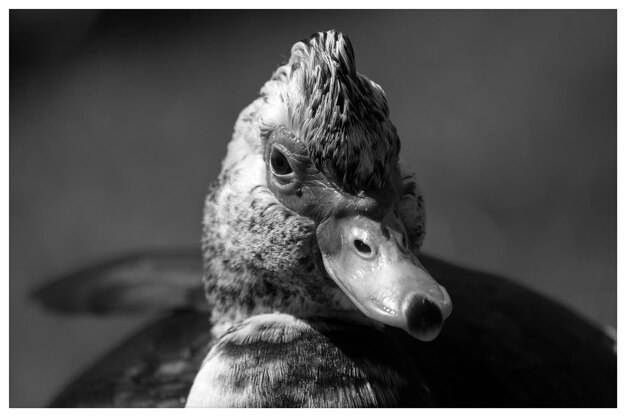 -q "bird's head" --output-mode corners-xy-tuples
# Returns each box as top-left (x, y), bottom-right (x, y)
(203, 31), (452, 341)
